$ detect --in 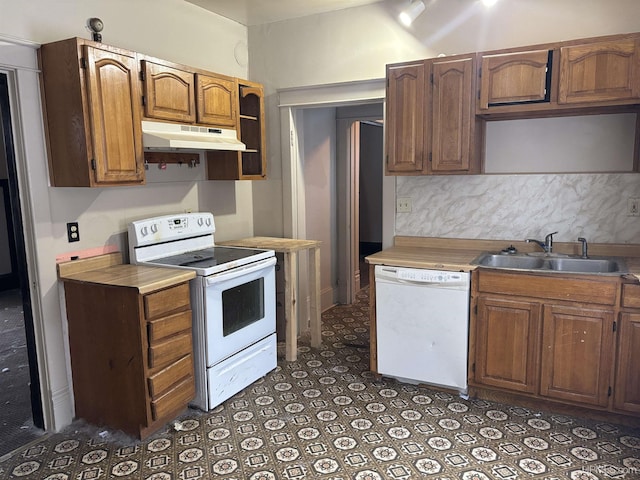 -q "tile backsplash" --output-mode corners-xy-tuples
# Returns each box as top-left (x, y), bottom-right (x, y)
(396, 173), (640, 244)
